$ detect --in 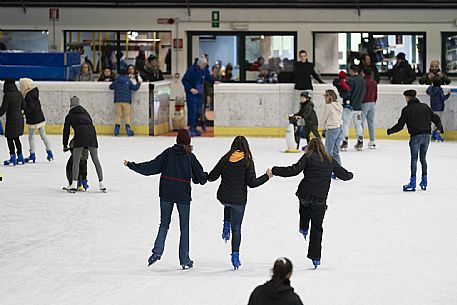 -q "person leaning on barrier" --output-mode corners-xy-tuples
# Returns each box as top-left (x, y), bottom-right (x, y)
(419, 60), (451, 85)
(390, 52), (416, 84)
